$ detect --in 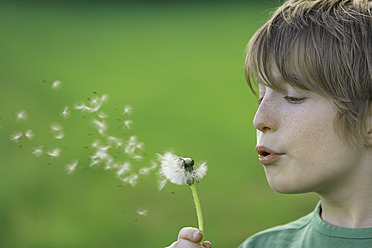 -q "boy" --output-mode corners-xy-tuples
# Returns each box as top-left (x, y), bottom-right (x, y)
(167, 0), (372, 247)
